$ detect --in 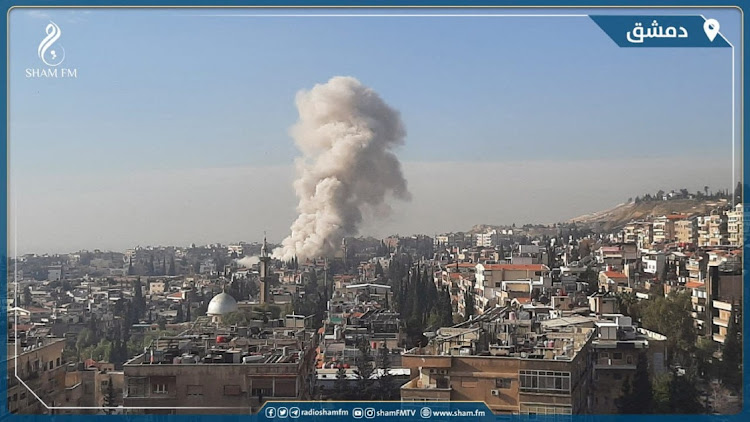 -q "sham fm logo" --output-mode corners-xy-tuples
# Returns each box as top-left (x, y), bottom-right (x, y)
(38, 21), (64, 66)
(26, 21), (78, 78)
